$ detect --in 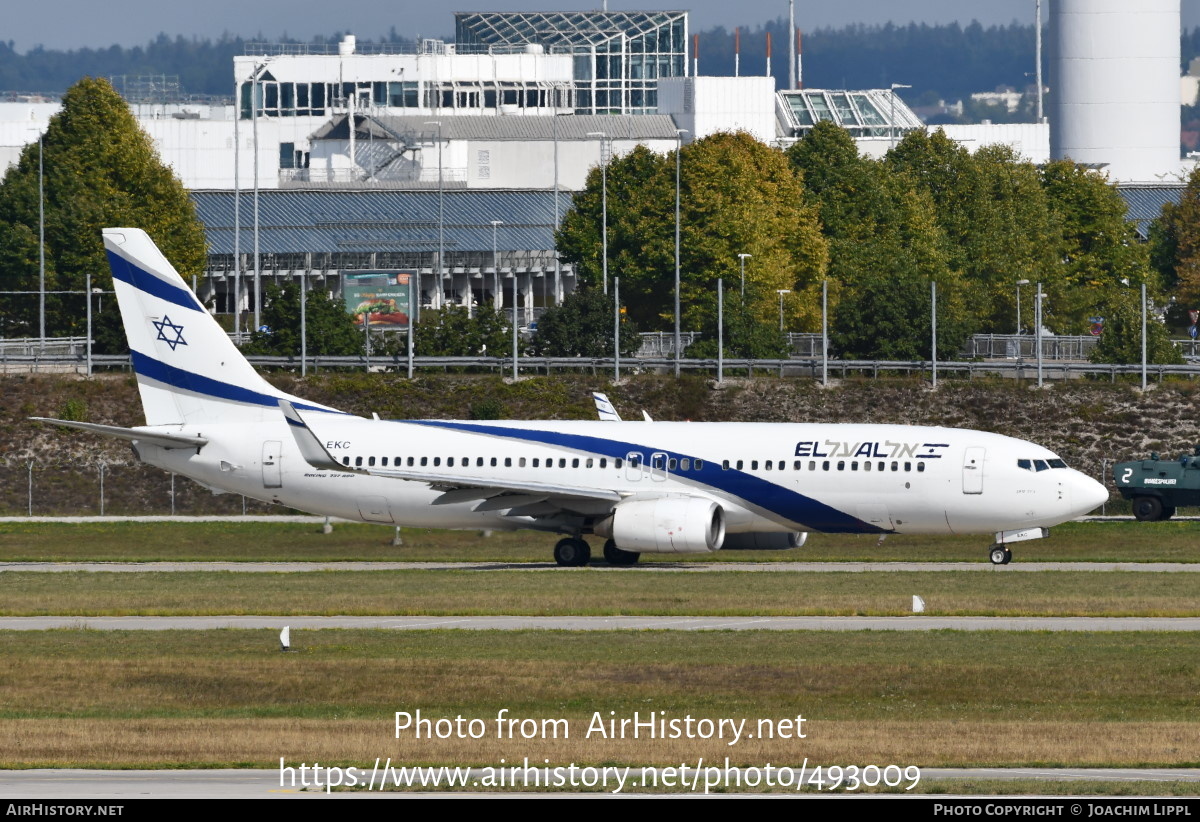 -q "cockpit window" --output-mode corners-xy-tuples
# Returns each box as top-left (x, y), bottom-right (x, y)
(1048, 459), (1067, 469)
(1033, 459), (1049, 472)
(1017, 459), (1031, 470)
